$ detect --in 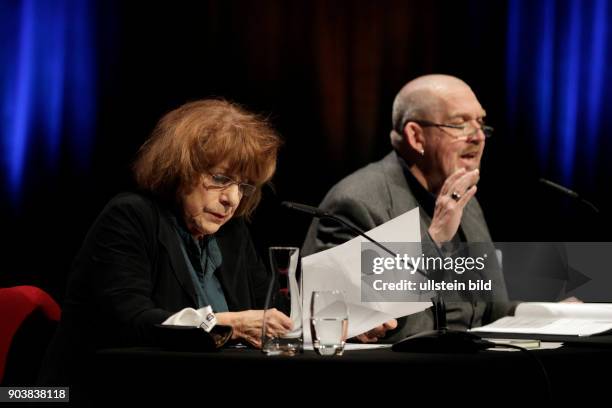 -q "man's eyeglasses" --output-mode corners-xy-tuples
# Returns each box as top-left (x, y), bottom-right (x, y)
(404, 119), (494, 140)
(206, 173), (256, 197)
